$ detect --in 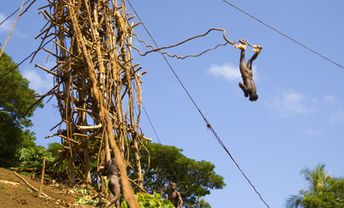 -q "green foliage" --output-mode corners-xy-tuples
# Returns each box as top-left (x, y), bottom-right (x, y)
(286, 164), (344, 208)
(121, 193), (174, 208)
(16, 141), (69, 181)
(47, 142), (64, 160)
(197, 198), (211, 208)
(46, 142), (75, 182)
(0, 53), (43, 167)
(21, 130), (37, 148)
(137, 193), (174, 208)
(0, 111), (22, 167)
(0, 112), (38, 167)
(140, 143), (225, 206)
(19, 146), (54, 169)
(75, 188), (99, 206)
(0, 53), (42, 122)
